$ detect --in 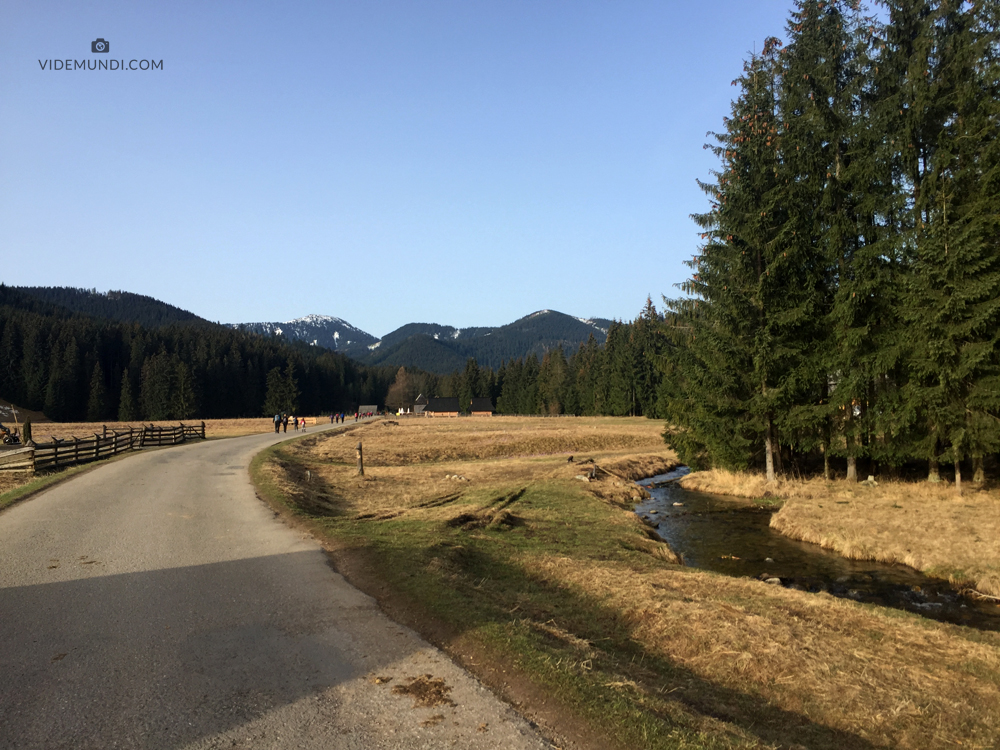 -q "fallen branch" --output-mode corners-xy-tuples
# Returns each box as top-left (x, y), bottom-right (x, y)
(959, 588), (1000, 602)
(596, 465), (628, 482)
